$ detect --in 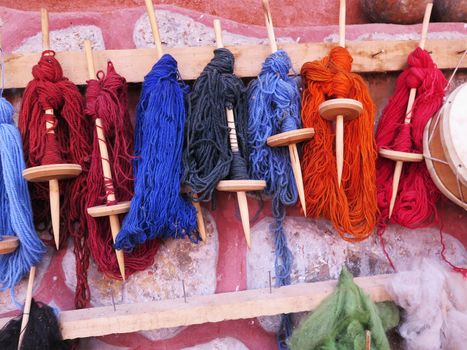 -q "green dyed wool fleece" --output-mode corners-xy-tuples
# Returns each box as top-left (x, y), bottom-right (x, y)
(289, 267), (399, 350)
